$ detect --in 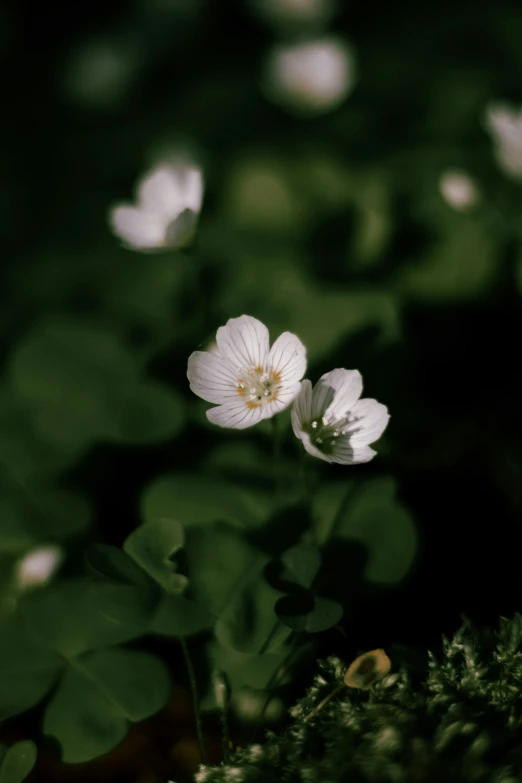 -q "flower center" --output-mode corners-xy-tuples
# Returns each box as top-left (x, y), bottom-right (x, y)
(236, 366), (281, 408)
(307, 412), (361, 453)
